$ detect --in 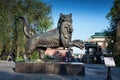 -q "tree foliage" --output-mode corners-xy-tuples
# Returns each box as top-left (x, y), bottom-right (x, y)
(105, 0), (120, 66)
(0, 0), (52, 60)
(105, 0), (120, 52)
